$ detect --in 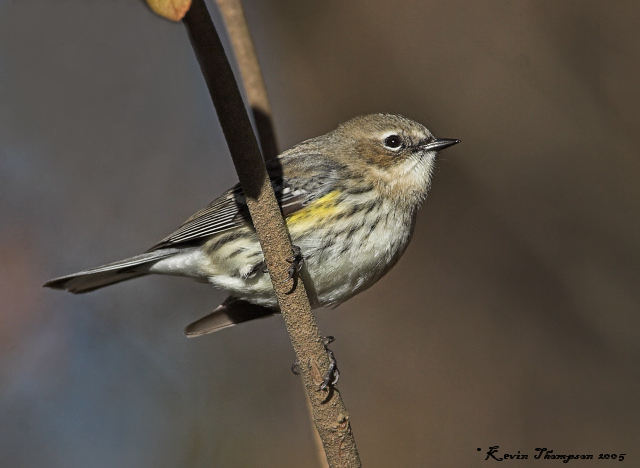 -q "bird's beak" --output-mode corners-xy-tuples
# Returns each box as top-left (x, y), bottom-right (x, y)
(421, 138), (460, 152)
